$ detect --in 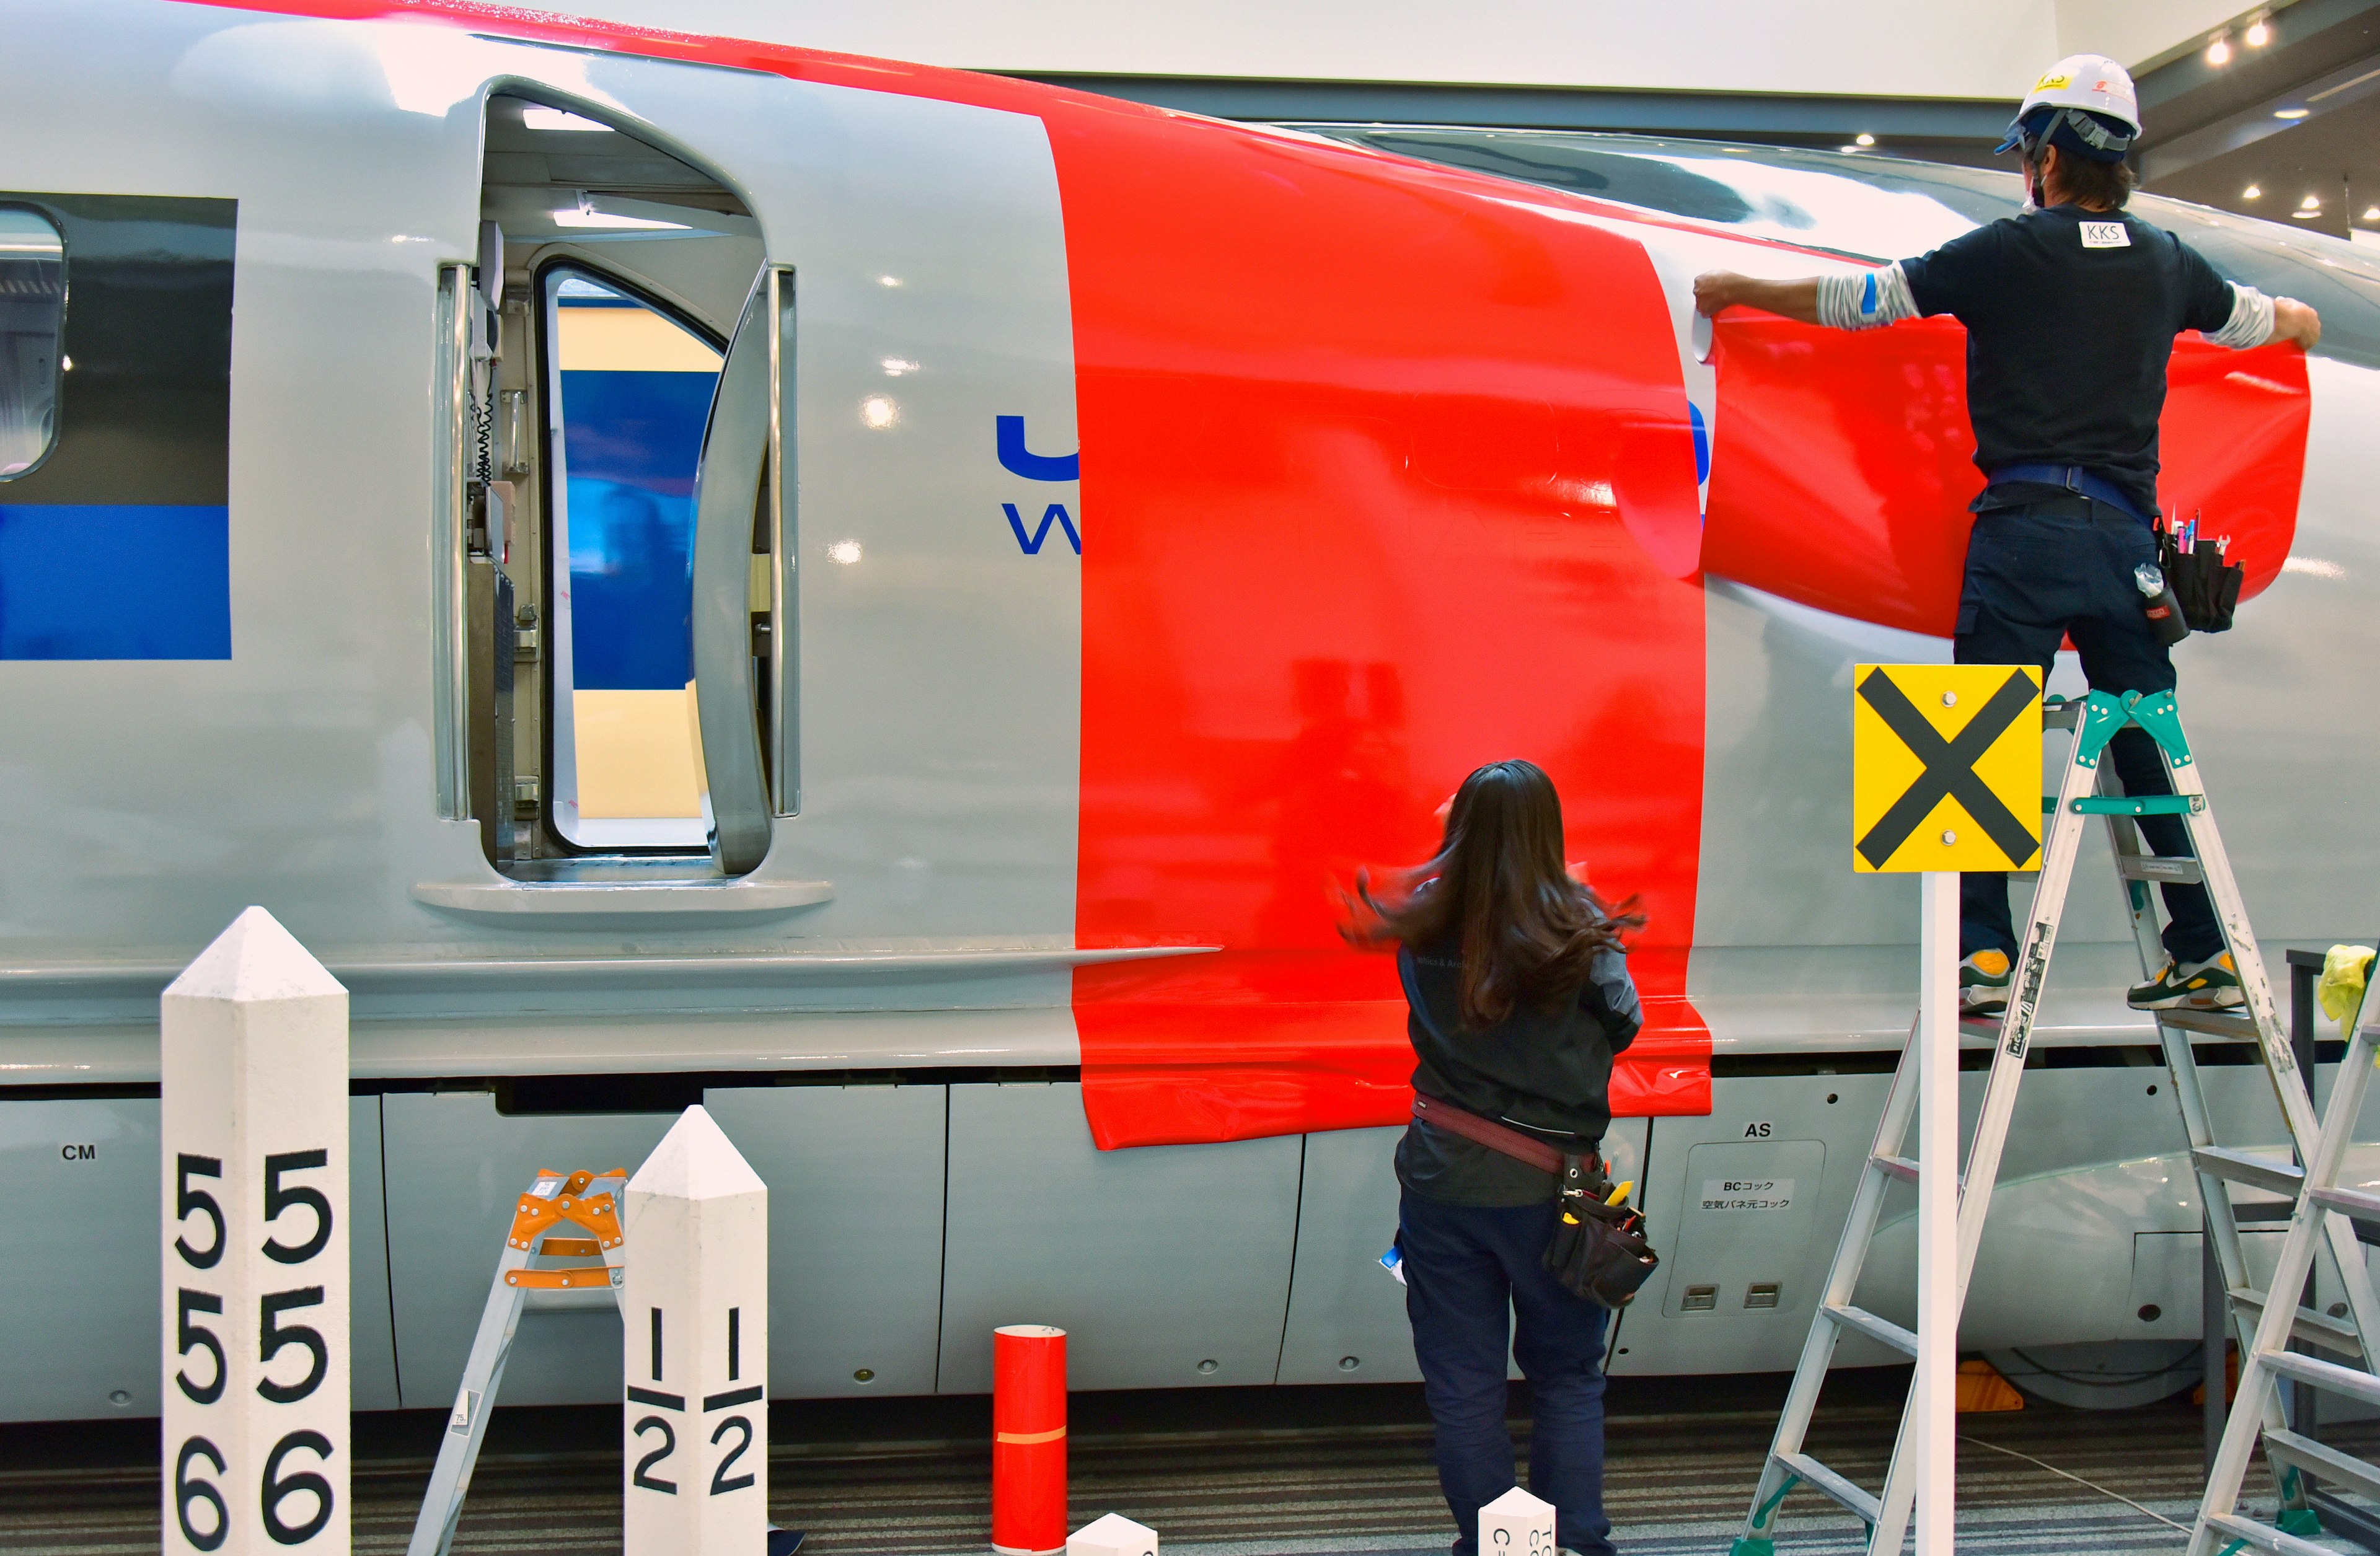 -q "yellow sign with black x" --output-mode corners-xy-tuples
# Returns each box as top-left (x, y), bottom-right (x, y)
(1853, 664), (2043, 874)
